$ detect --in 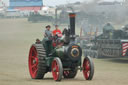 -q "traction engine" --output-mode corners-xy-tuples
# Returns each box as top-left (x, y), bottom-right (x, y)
(28, 13), (94, 81)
